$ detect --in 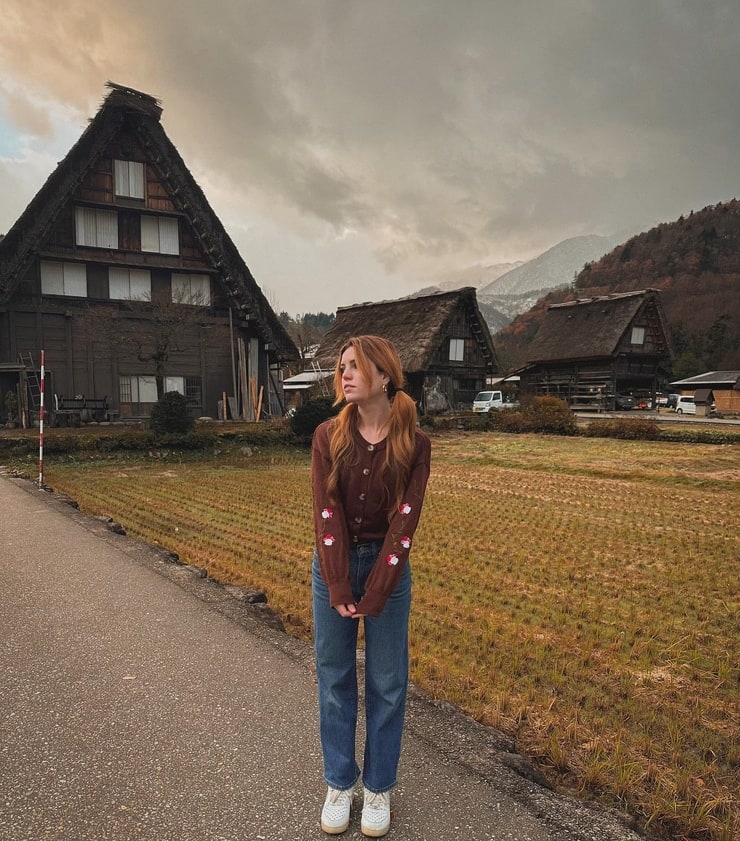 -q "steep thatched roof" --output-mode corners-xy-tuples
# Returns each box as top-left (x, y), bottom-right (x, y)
(315, 287), (497, 372)
(525, 290), (670, 364)
(0, 82), (298, 362)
